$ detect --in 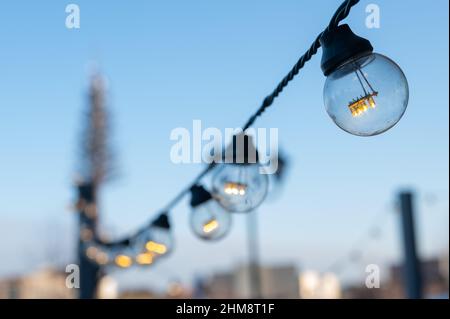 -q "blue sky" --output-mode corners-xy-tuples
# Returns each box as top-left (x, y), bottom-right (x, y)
(0, 0), (448, 290)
